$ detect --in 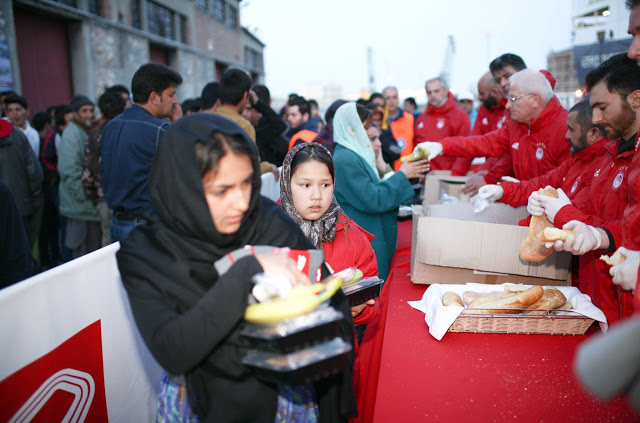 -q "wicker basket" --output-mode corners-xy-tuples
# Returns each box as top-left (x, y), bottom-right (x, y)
(448, 309), (594, 335)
